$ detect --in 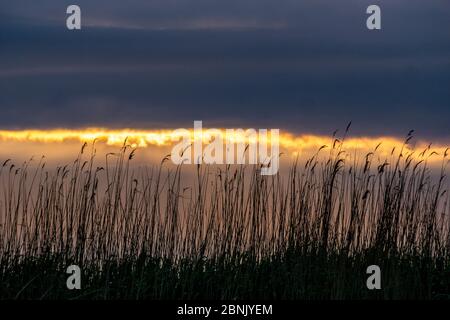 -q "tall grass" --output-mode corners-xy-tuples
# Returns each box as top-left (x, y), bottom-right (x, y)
(1, 134), (450, 299)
